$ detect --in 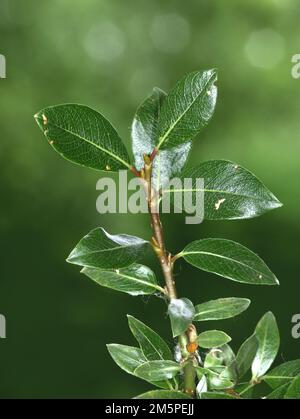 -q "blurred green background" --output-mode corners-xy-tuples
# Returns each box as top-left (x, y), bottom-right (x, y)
(0, 0), (299, 398)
